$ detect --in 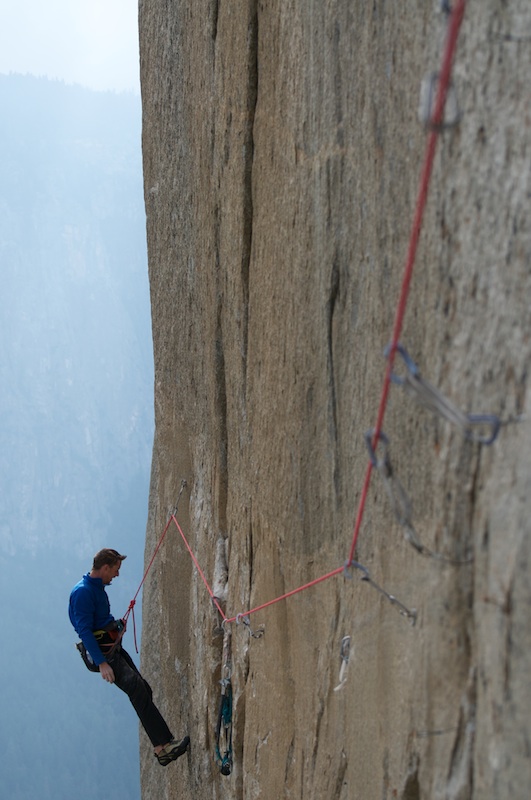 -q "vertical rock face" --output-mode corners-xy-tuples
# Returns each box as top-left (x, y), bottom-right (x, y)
(139, 2), (530, 798)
